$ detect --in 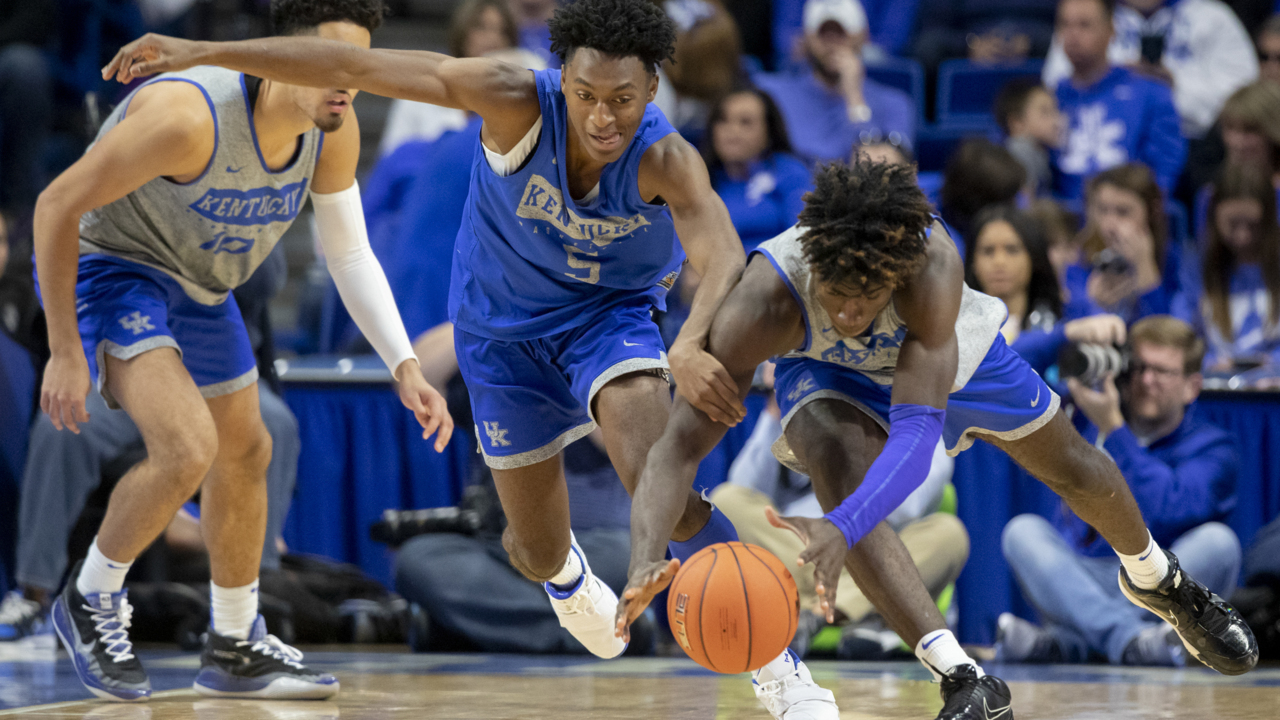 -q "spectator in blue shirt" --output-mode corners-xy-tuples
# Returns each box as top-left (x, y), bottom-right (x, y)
(1190, 164), (1280, 375)
(999, 315), (1241, 666)
(701, 88), (812, 251)
(773, 0), (922, 68)
(965, 204), (1128, 374)
(1050, 0), (1186, 203)
(1063, 164), (1184, 324)
(755, 0), (916, 164)
(1193, 82), (1280, 240)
